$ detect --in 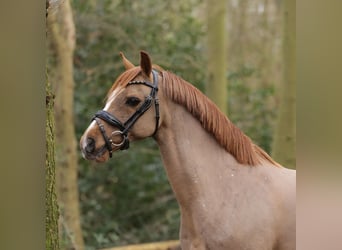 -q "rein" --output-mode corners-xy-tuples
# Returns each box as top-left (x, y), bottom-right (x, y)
(92, 70), (160, 157)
